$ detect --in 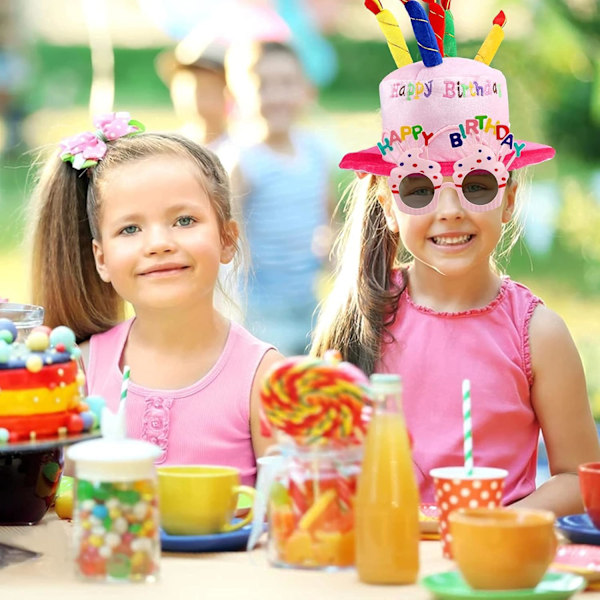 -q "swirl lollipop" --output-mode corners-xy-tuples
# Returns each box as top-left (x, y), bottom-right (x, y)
(260, 350), (370, 447)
